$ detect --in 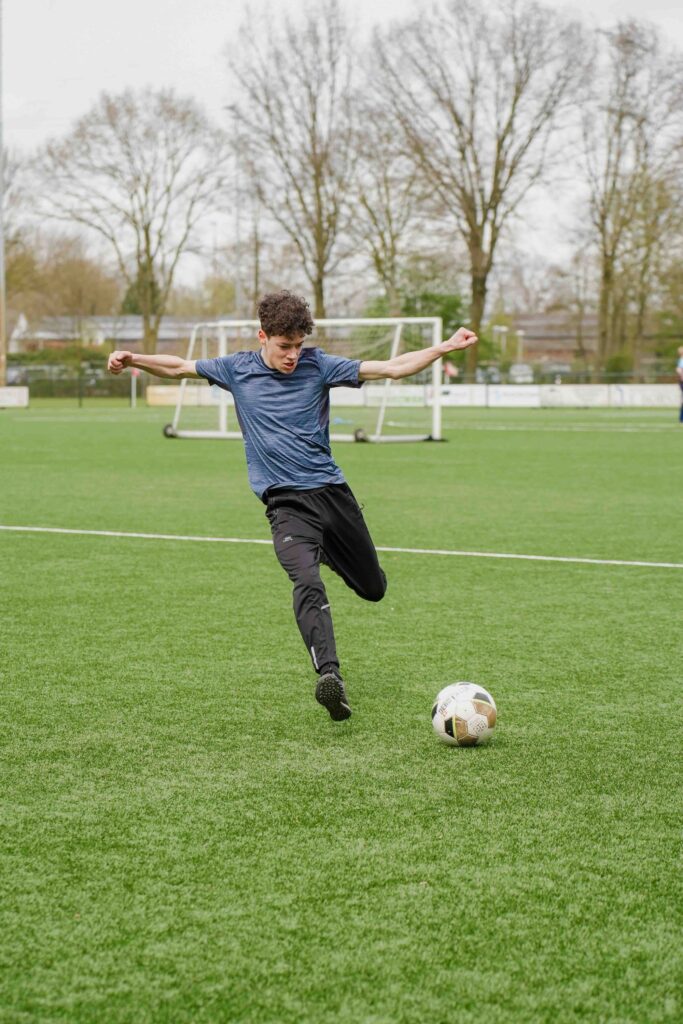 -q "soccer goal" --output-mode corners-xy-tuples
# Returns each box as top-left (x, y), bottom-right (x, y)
(163, 317), (444, 443)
